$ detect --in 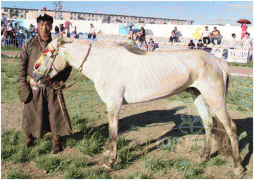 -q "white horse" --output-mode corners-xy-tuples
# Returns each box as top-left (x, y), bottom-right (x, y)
(33, 37), (245, 175)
